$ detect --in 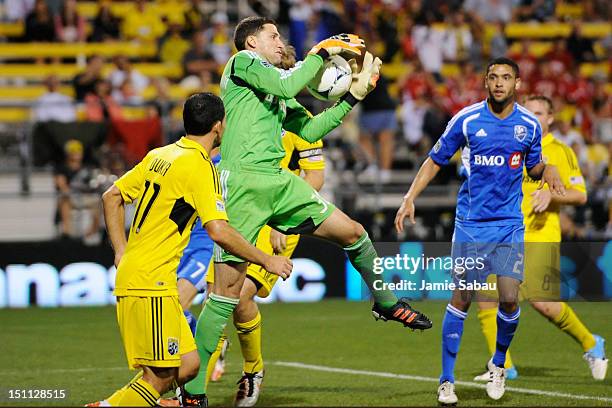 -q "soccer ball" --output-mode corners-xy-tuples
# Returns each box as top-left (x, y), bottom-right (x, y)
(307, 55), (353, 101)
